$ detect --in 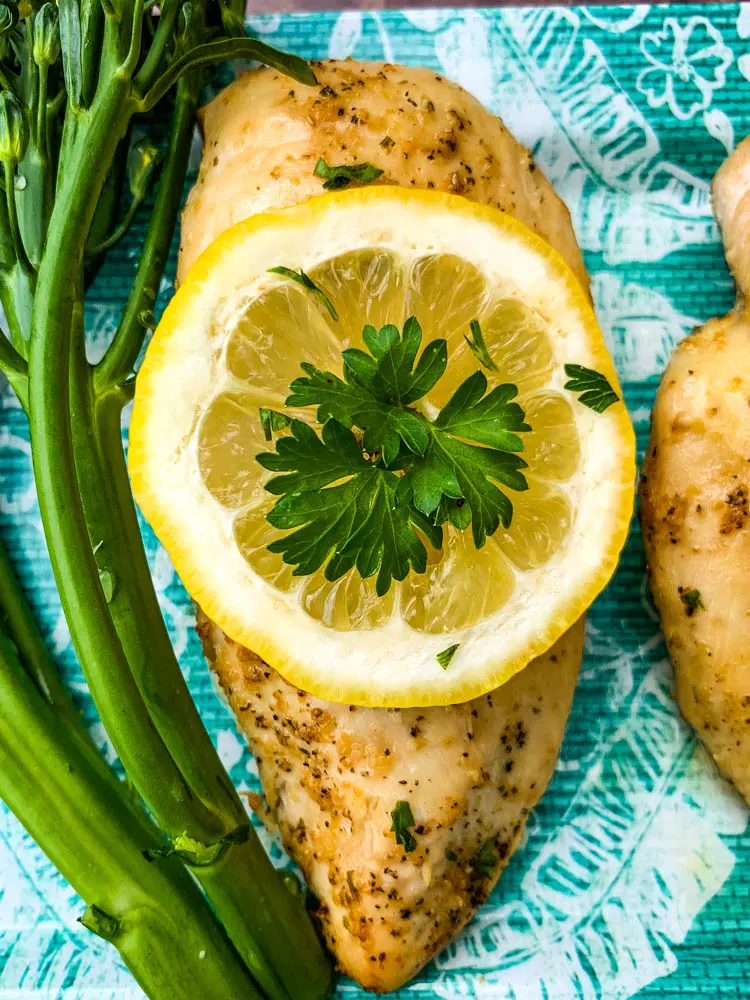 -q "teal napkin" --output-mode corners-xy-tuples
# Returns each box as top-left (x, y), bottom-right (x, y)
(2, 5), (749, 998)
